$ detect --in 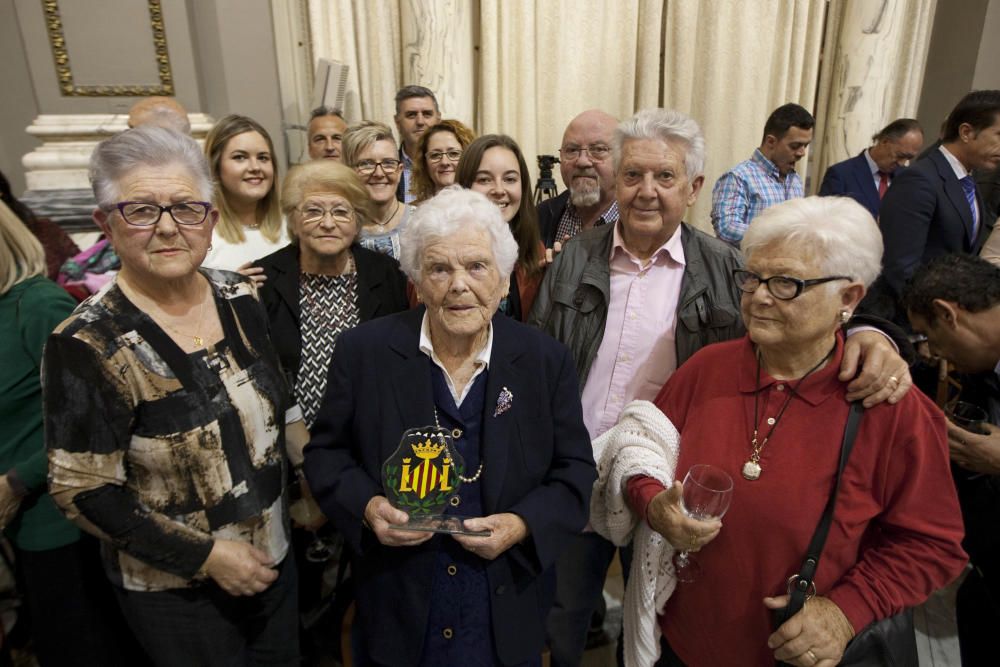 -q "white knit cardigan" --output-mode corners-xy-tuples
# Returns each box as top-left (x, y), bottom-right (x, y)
(590, 400), (681, 667)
